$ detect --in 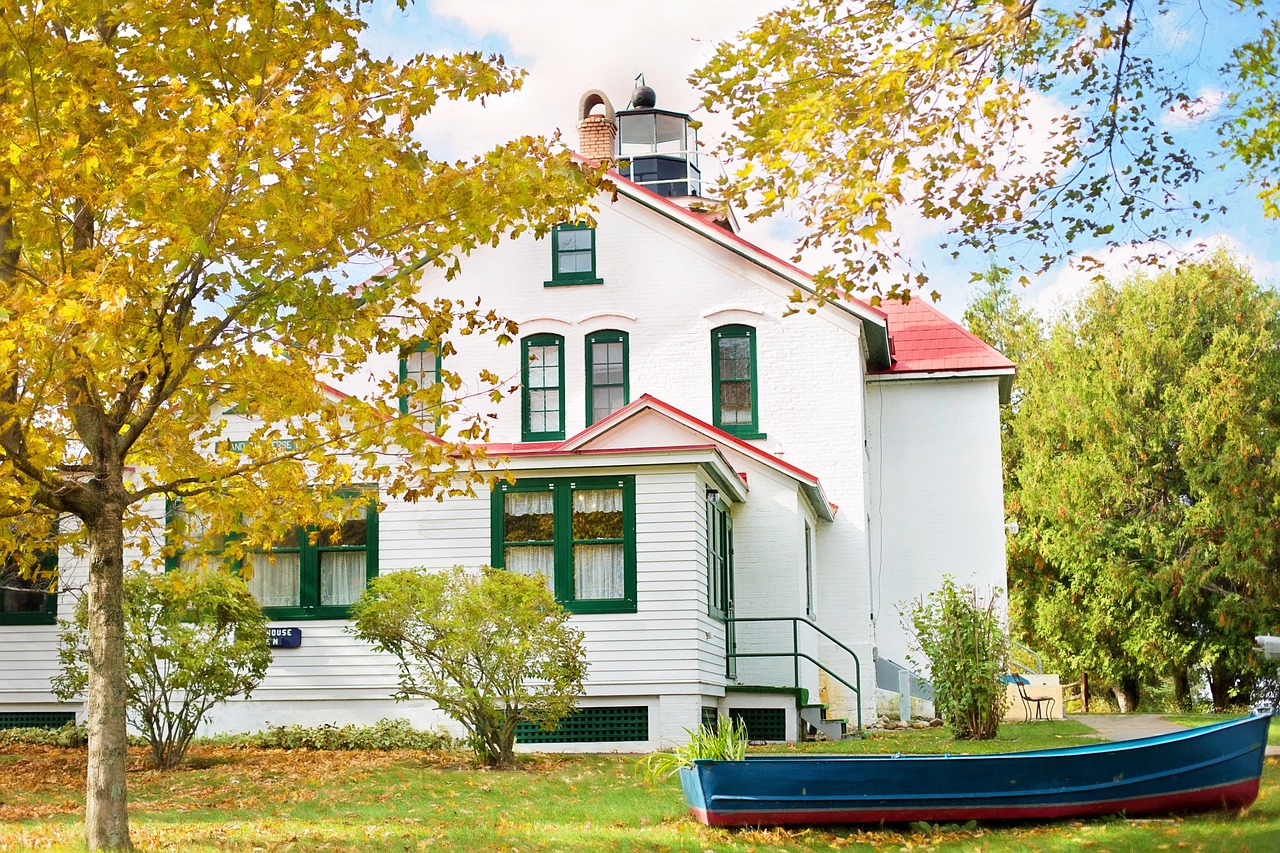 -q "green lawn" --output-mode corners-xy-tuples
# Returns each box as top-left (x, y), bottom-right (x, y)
(2, 721), (1277, 852)
(1162, 712), (1280, 746)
